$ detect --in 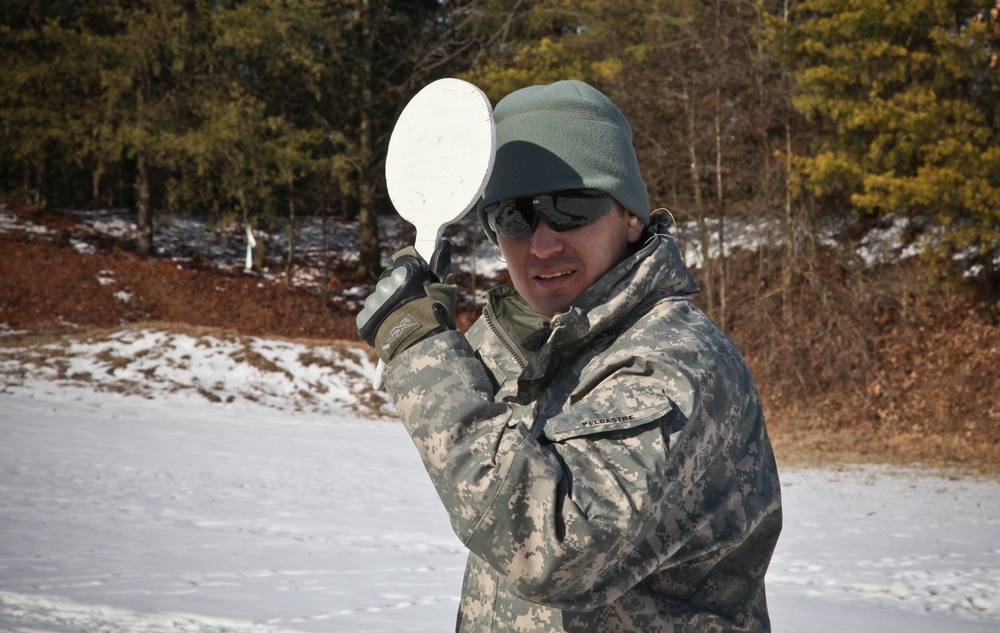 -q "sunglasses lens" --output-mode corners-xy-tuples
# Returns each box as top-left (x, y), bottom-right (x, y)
(486, 199), (535, 238)
(536, 191), (614, 232)
(486, 190), (614, 238)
